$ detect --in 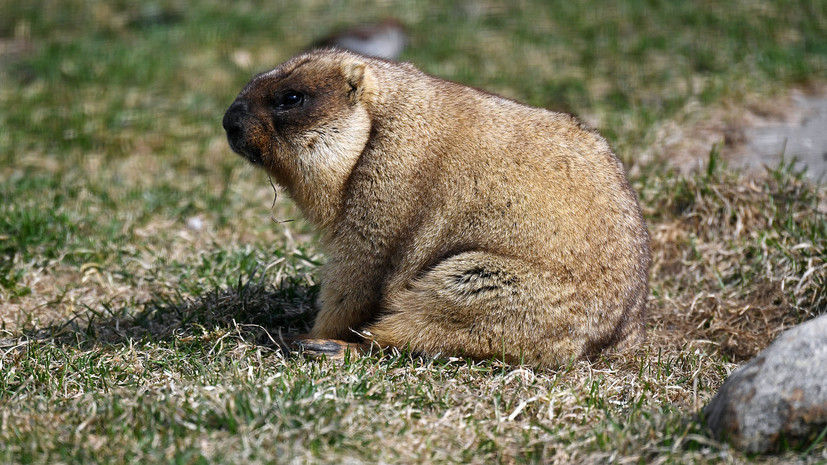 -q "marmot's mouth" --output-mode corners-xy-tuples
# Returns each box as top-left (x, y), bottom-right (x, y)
(226, 138), (263, 166)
